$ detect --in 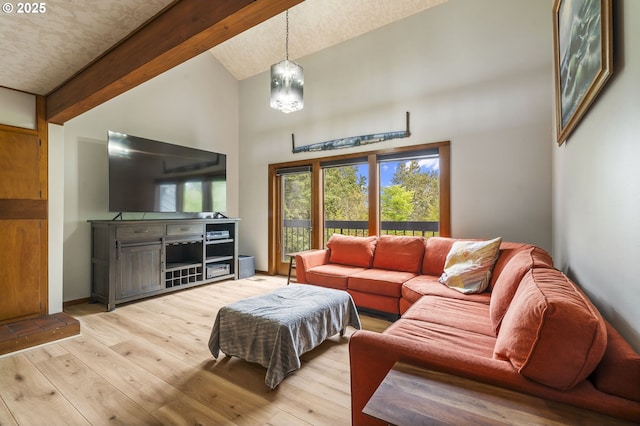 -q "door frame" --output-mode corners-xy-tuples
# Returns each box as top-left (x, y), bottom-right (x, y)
(268, 161), (322, 276)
